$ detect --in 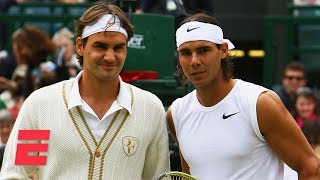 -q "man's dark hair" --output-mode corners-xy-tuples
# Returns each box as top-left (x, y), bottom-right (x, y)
(283, 61), (306, 78)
